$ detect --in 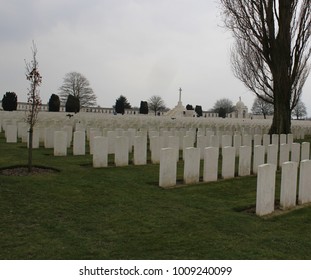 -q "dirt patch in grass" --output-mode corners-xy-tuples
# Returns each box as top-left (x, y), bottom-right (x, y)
(0, 165), (60, 176)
